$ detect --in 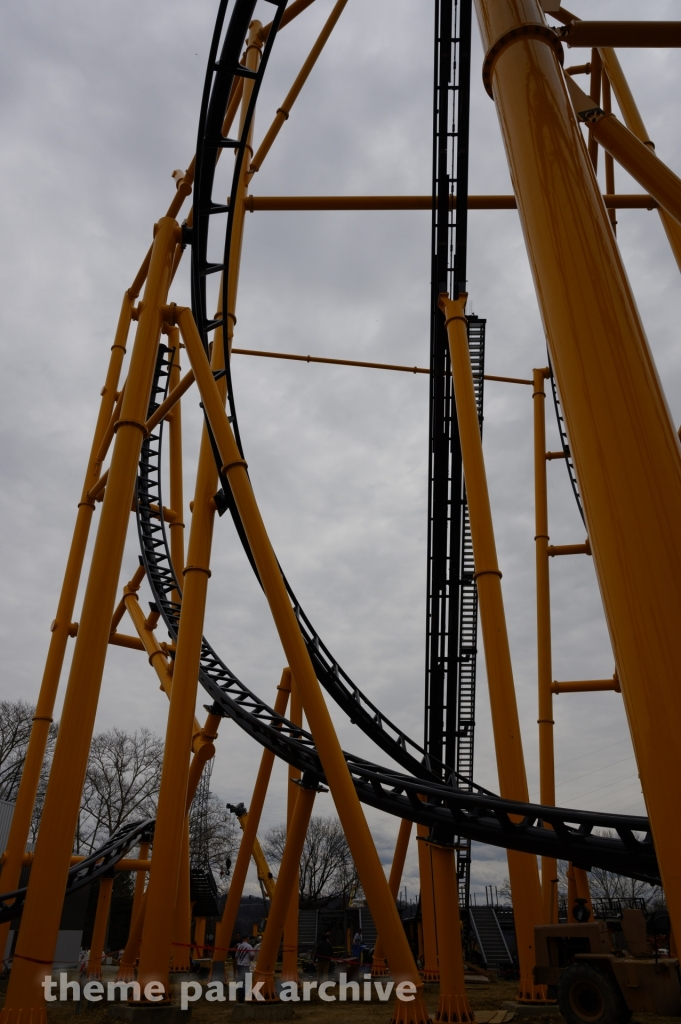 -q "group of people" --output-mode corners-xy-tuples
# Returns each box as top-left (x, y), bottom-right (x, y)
(229, 926), (369, 998)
